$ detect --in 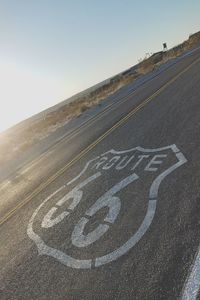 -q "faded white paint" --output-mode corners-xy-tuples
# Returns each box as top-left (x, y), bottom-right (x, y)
(182, 245), (200, 300)
(71, 173), (138, 248)
(145, 154), (167, 172)
(102, 156), (121, 170)
(115, 155), (135, 170)
(42, 172), (101, 228)
(131, 155), (149, 171)
(72, 217), (110, 248)
(27, 144), (187, 269)
(95, 199), (157, 267)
